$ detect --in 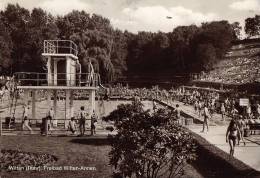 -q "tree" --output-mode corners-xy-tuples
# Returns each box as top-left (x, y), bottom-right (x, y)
(168, 25), (199, 71)
(0, 15), (13, 75)
(110, 30), (129, 78)
(70, 30), (115, 83)
(195, 43), (217, 71)
(245, 15), (260, 38)
(231, 22), (242, 40)
(126, 31), (154, 74)
(104, 101), (197, 178)
(26, 8), (59, 72)
(2, 3), (31, 73)
(199, 21), (234, 59)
